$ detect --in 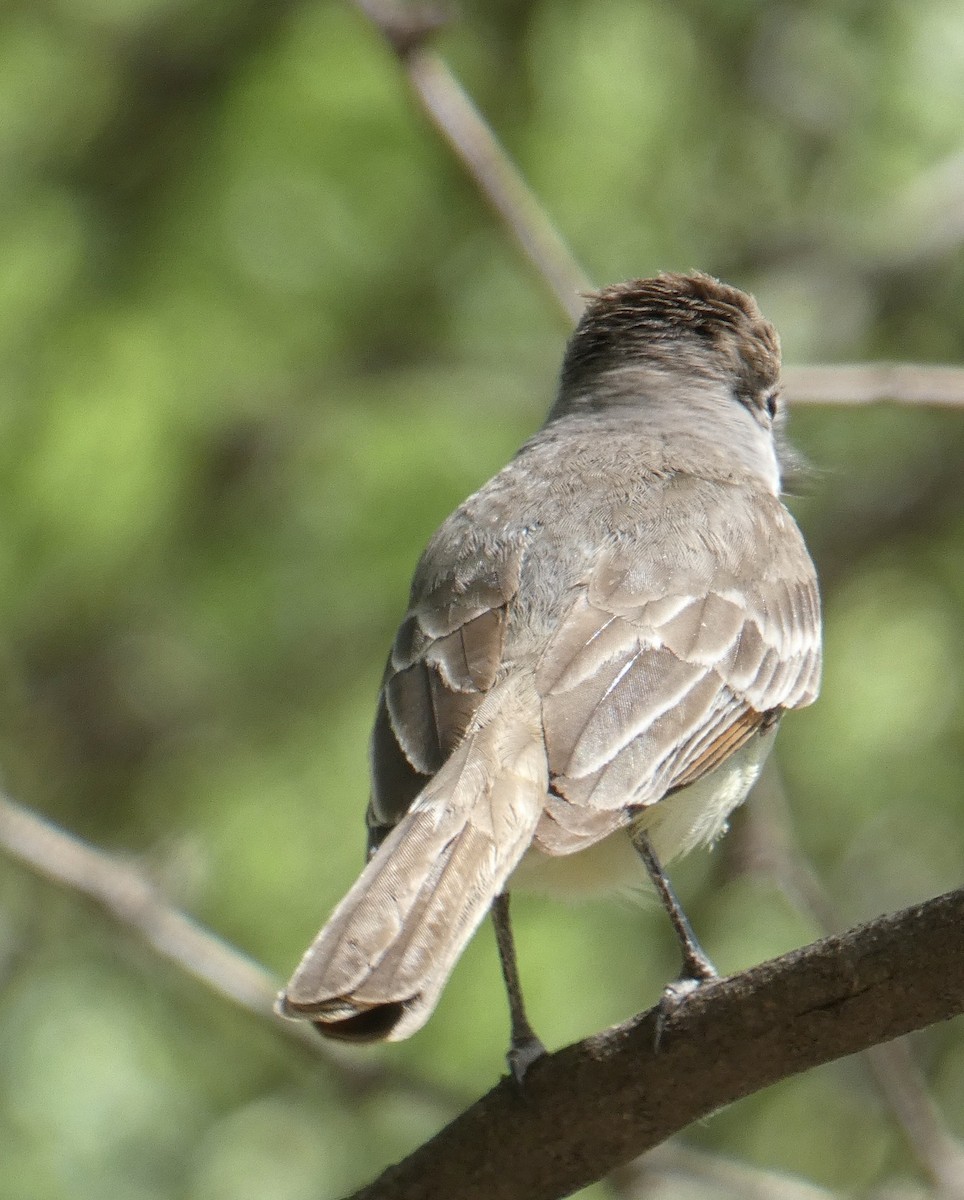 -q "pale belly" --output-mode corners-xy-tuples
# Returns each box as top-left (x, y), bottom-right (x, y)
(509, 731), (775, 899)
